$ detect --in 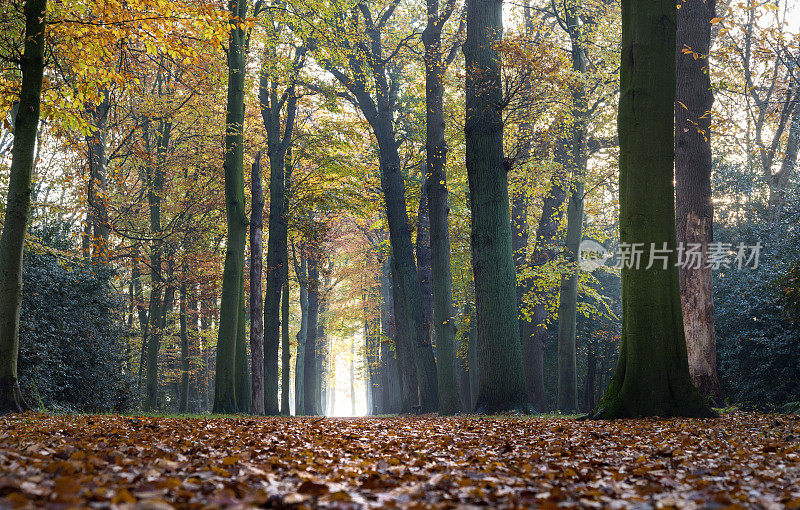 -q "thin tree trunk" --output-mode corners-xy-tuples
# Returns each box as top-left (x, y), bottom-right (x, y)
(675, 0), (722, 401)
(179, 276), (189, 413)
(592, 0), (714, 419)
(422, 11), (464, 411)
(235, 269), (250, 413)
(84, 91), (111, 262)
(303, 248), (320, 415)
(0, 0), (46, 414)
(379, 257), (402, 414)
(280, 262), (291, 415)
(214, 0), (251, 414)
(249, 153), (265, 415)
(555, 0), (589, 414)
(582, 340), (597, 412)
(464, 0), (529, 412)
(294, 247), (308, 415)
